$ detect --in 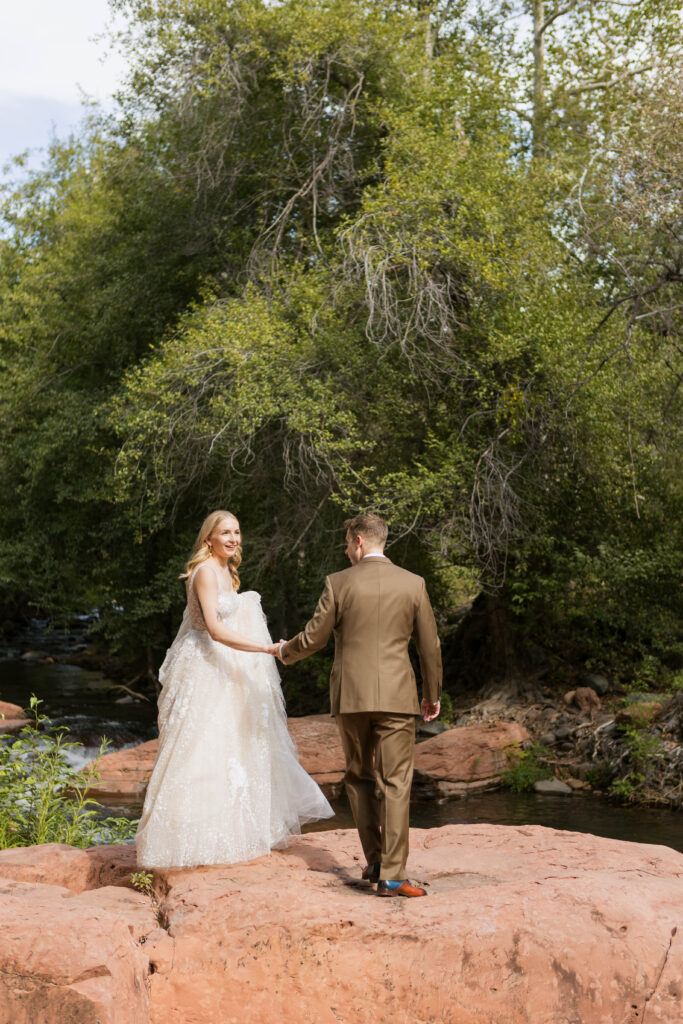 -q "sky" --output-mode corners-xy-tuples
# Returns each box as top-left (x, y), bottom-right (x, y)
(0, 0), (127, 177)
